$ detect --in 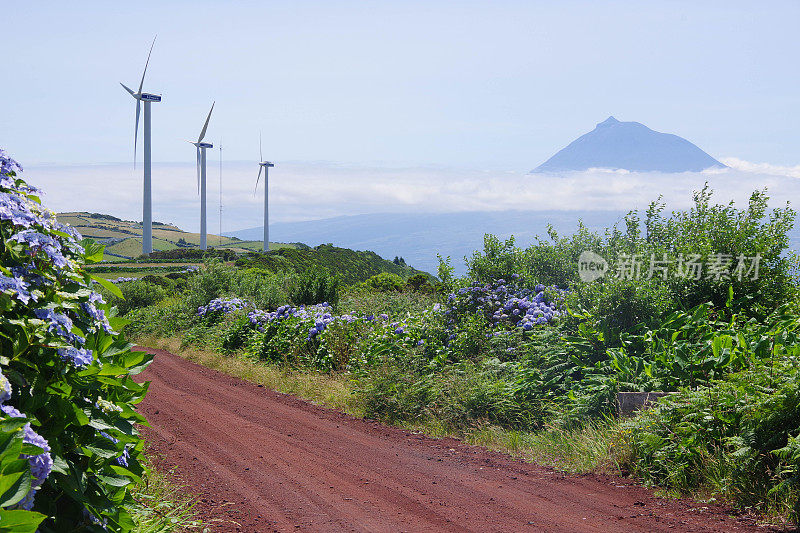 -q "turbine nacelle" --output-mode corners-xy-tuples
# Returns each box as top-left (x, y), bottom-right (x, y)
(259, 161), (275, 168)
(189, 141), (214, 149)
(120, 84), (162, 102)
(121, 36), (160, 171)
